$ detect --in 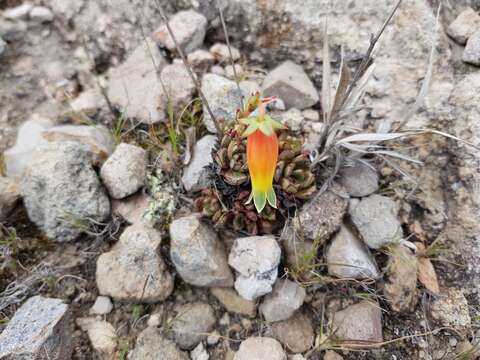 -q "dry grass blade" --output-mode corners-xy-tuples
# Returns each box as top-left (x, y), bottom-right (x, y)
(332, 58), (350, 114)
(153, 0), (221, 134)
(321, 17), (331, 123)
